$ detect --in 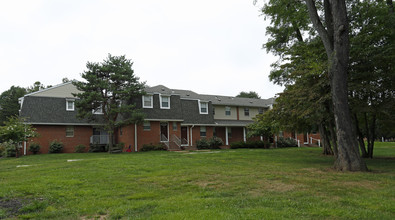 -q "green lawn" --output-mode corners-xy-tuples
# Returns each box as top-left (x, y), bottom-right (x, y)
(0, 143), (394, 219)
